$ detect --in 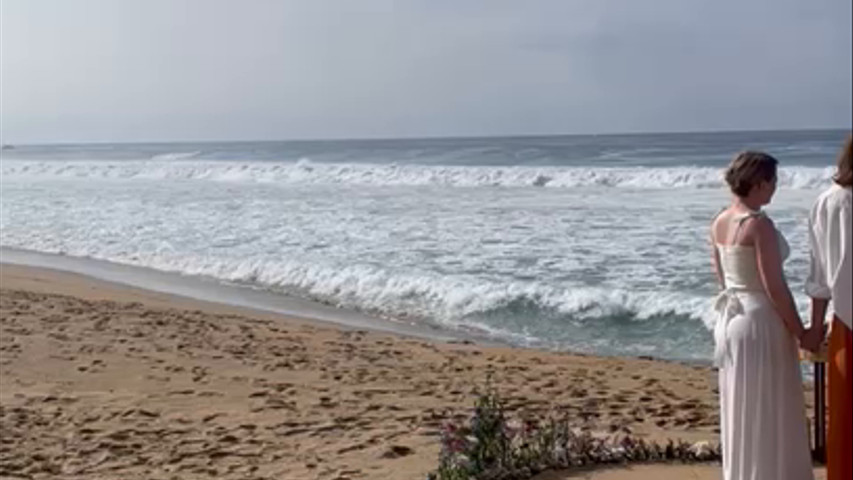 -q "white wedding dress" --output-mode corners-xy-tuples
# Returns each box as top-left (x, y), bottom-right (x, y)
(713, 211), (814, 480)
